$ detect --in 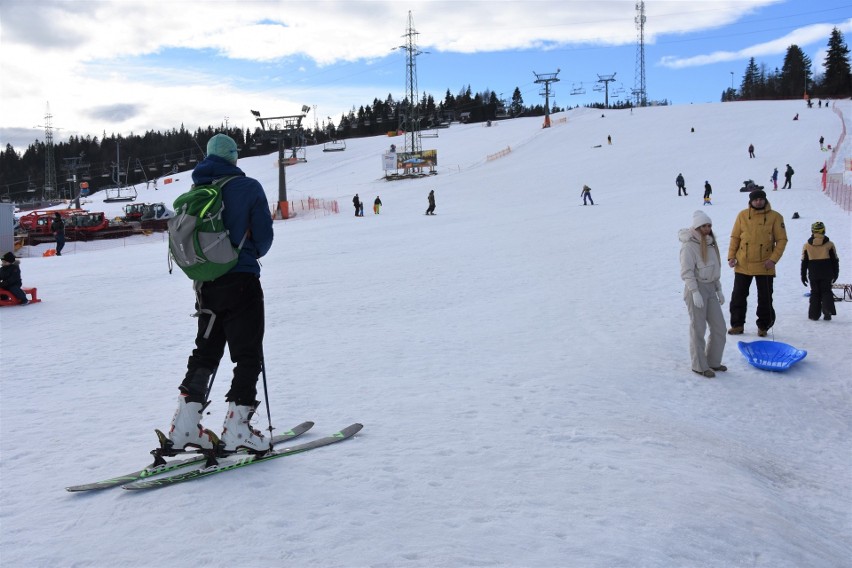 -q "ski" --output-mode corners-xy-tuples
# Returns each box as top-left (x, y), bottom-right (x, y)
(123, 423), (363, 491)
(66, 421), (314, 492)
